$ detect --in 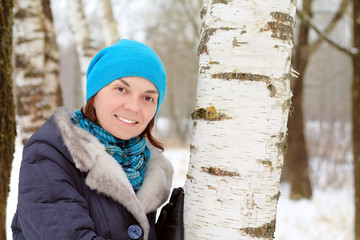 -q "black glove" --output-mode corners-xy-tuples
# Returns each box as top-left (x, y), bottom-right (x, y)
(156, 187), (184, 240)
